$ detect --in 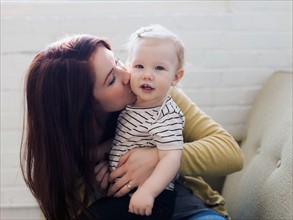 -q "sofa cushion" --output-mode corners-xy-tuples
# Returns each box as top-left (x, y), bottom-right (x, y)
(221, 71), (292, 219)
